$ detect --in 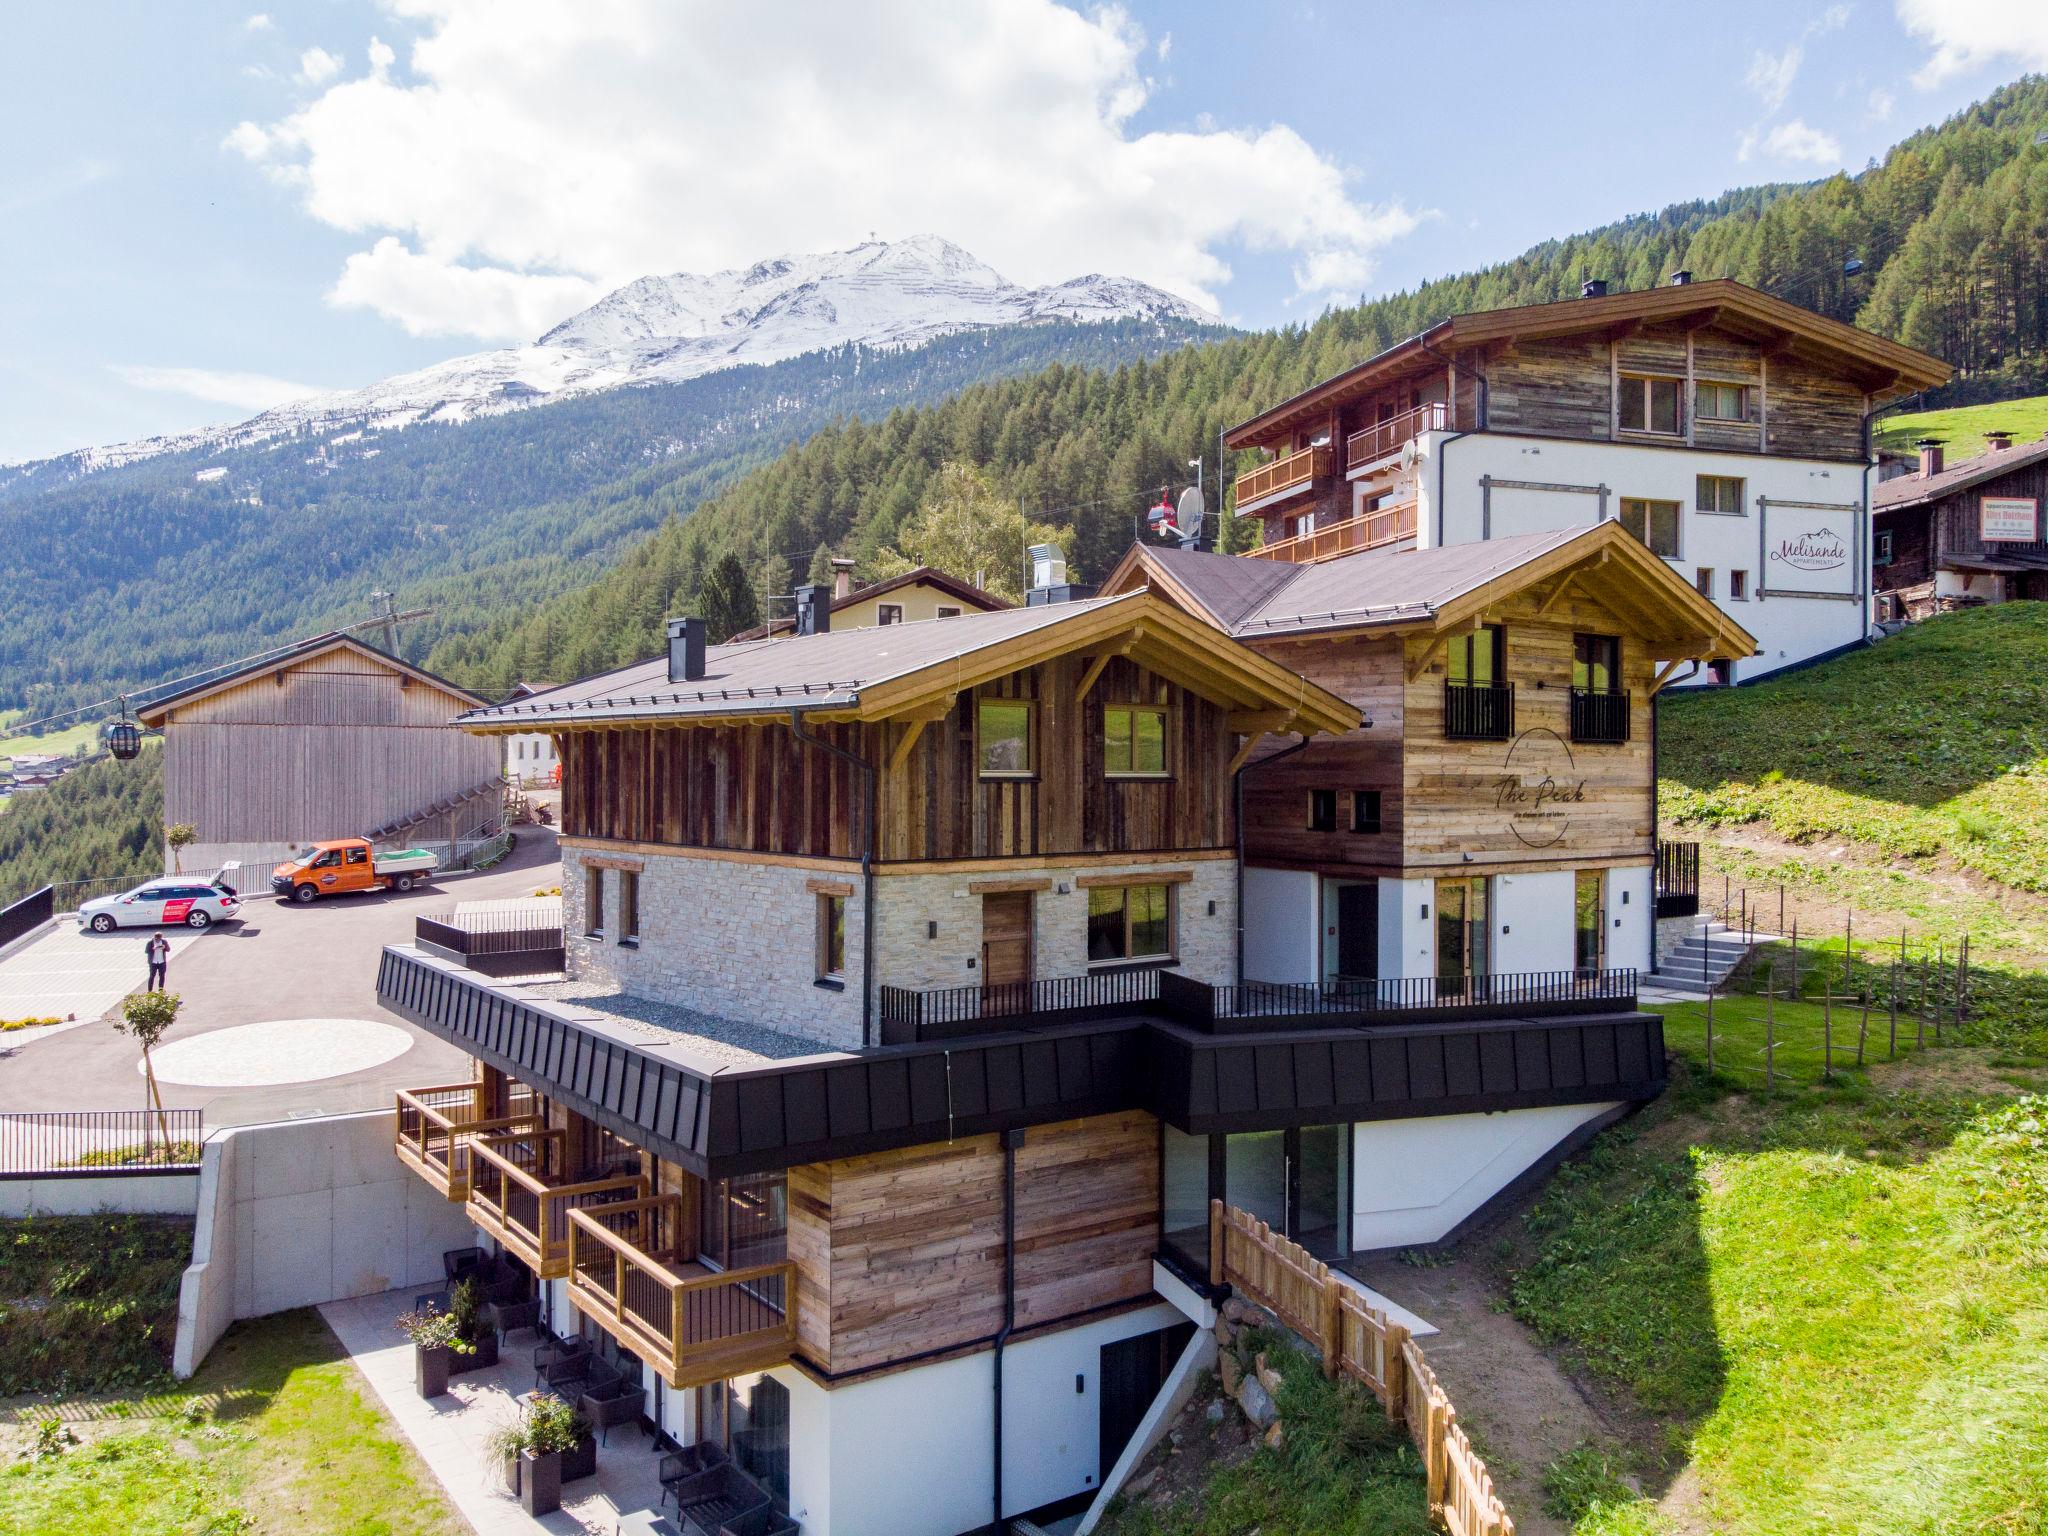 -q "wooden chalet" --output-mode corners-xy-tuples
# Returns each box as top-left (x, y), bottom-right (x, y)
(1872, 432), (2048, 620)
